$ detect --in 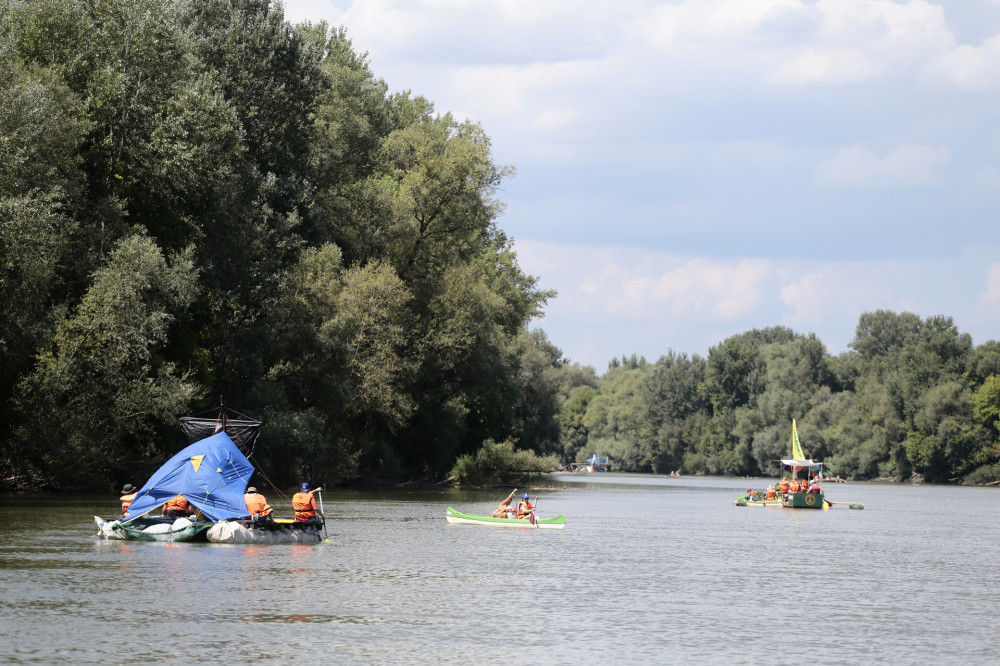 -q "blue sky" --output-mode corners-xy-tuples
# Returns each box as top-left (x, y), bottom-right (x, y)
(282, 0), (1000, 370)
